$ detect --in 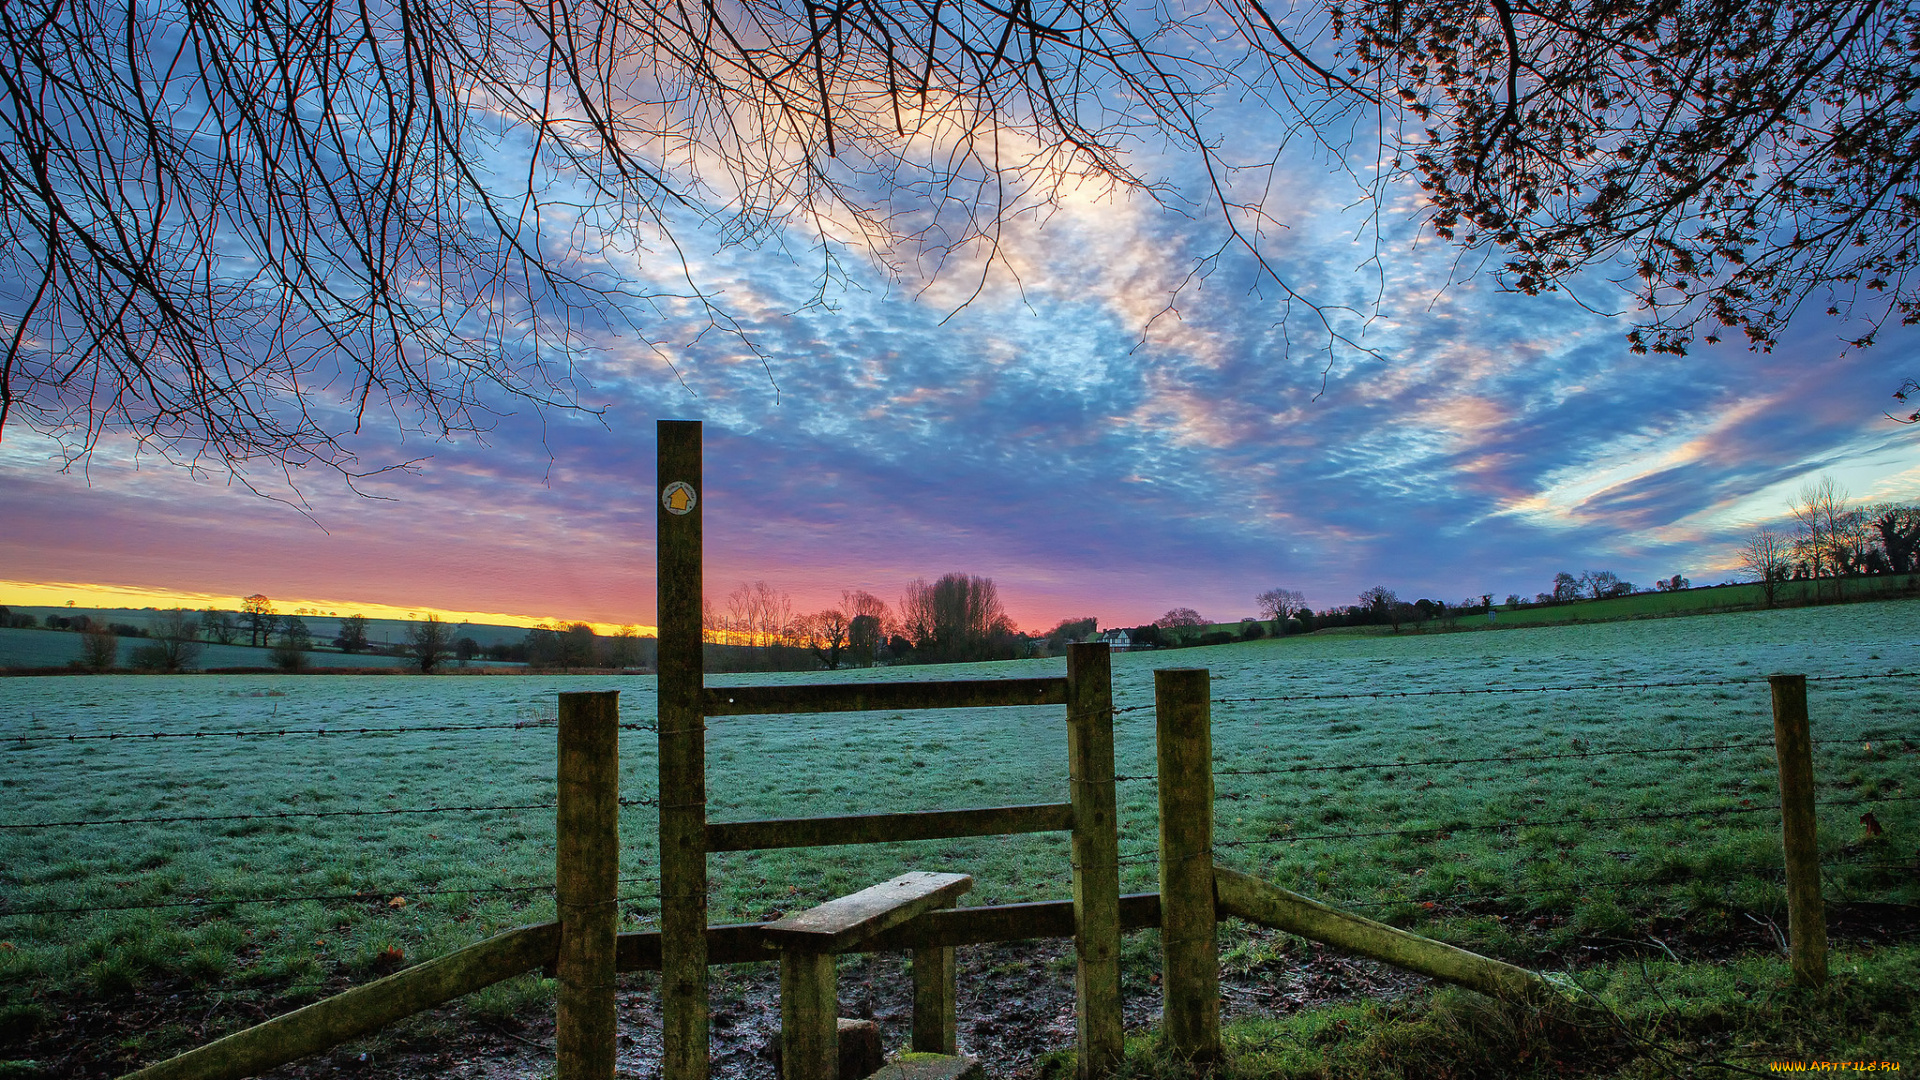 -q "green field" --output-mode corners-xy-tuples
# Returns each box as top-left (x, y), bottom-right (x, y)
(0, 626), (417, 671)
(1473, 573), (1920, 629)
(2, 600), (1917, 1073)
